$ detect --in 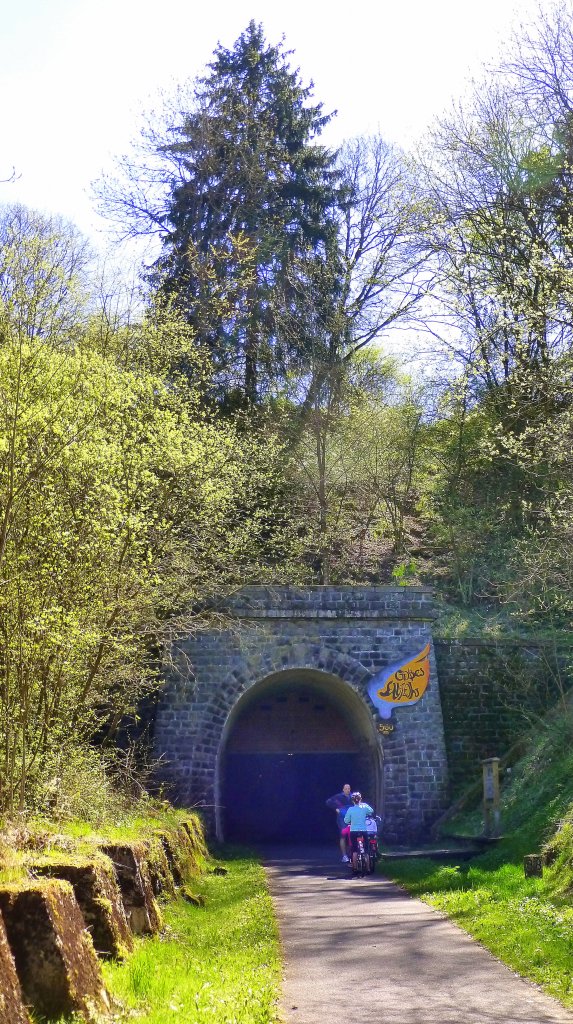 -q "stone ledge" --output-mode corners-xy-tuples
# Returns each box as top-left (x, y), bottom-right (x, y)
(154, 825), (199, 886)
(99, 843), (162, 936)
(221, 609), (437, 621)
(219, 585), (434, 621)
(0, 815), (208, 1021)
(435, 636), (573, 650)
